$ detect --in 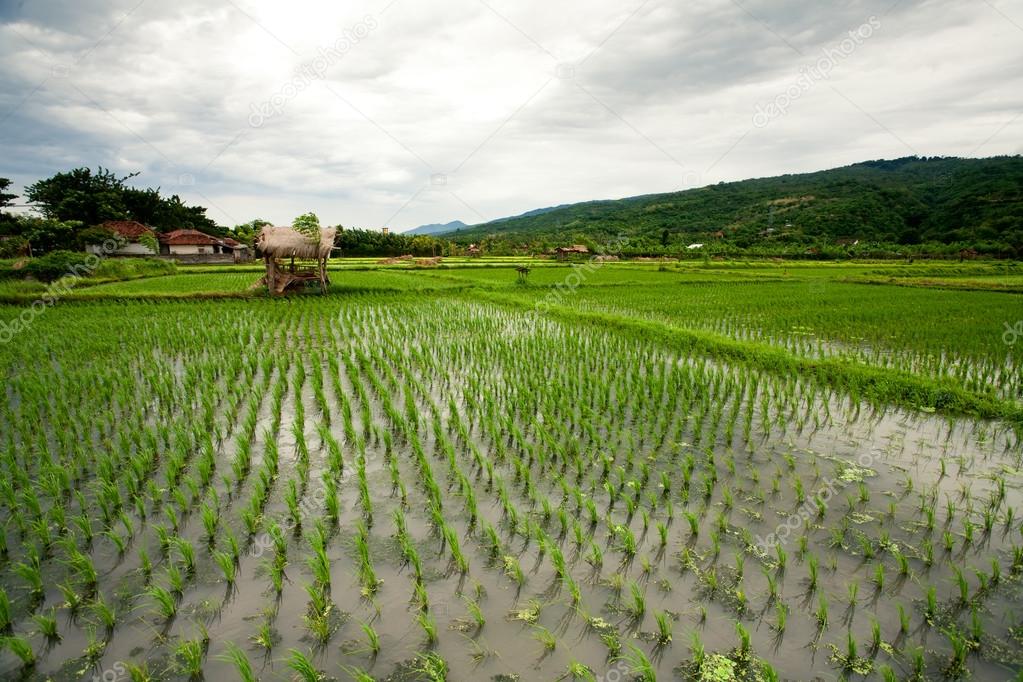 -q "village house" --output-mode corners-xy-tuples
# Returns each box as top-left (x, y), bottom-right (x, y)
(159, 229), (251, 263)
(221, 237), (251, 261)
(87, 220), (158, 256)
(83, 221), (250, 262)
(554, 244), (590, 260)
